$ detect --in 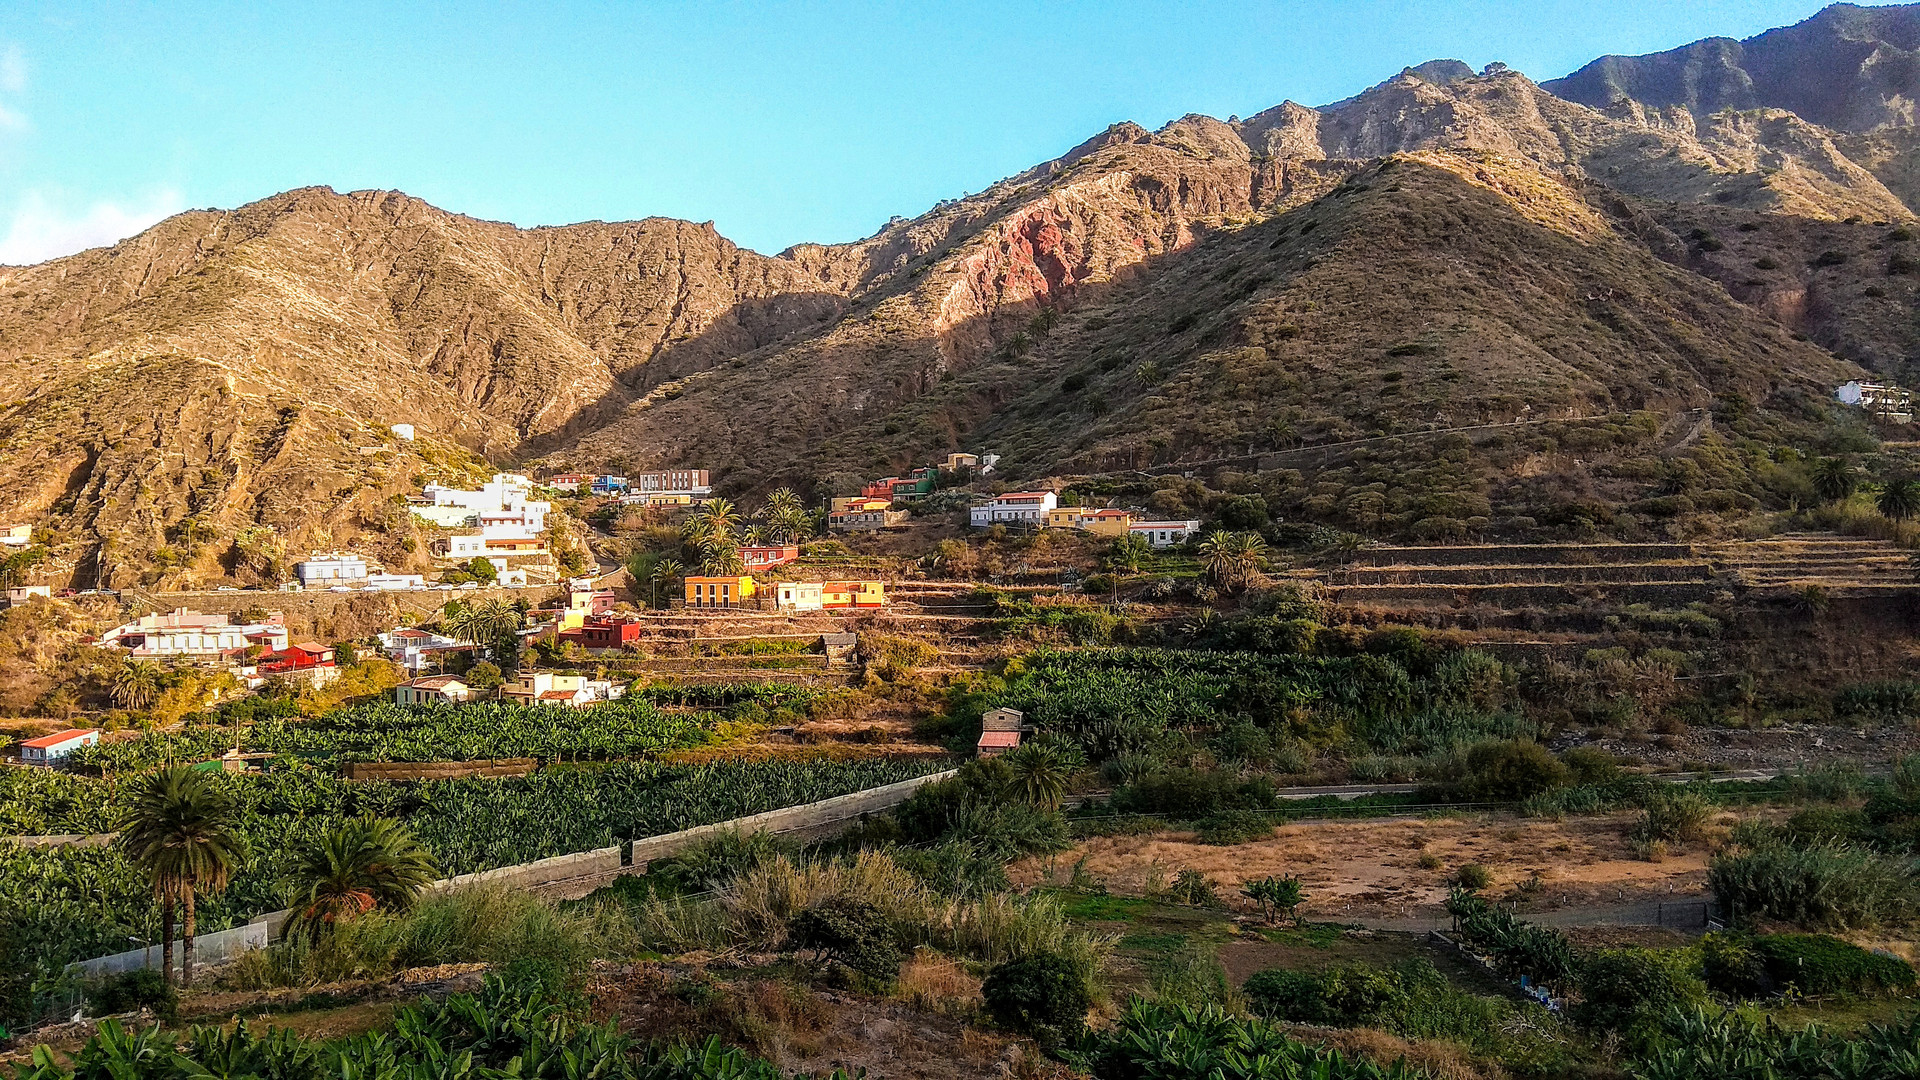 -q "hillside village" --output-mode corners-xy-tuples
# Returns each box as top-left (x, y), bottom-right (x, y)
(15, 5), (1920, 1080)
